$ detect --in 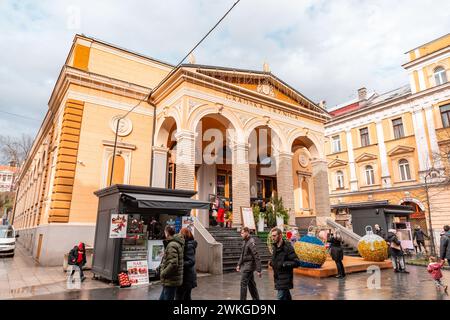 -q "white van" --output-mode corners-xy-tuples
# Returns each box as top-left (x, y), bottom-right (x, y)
(0, 225), (18, 257)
